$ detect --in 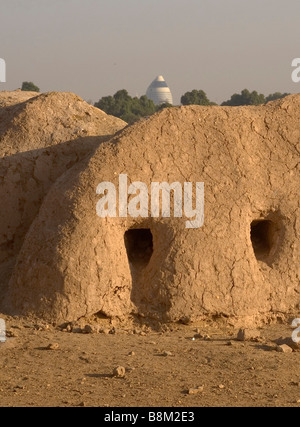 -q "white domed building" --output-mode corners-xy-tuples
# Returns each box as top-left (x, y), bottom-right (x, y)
(146, 75), (173, 105)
